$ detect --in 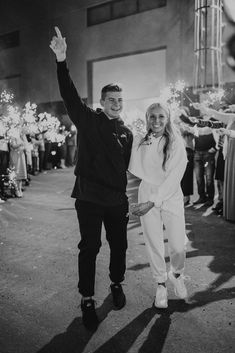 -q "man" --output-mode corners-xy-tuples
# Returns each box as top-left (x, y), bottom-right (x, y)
(50, 27), (133, 331)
